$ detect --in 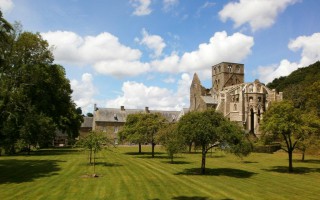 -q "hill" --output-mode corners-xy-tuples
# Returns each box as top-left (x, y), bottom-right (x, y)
(267, 61), (320, 92)
(267, 61), (320, 113)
